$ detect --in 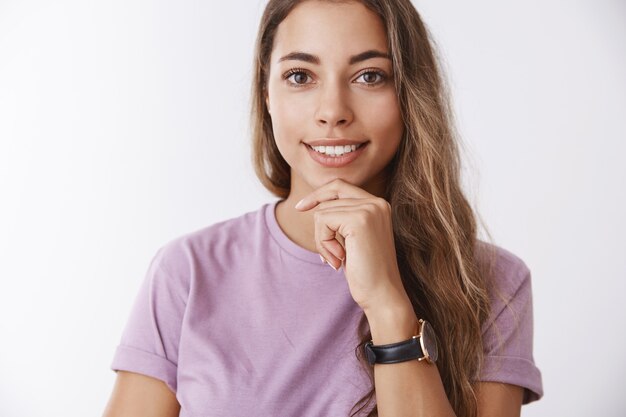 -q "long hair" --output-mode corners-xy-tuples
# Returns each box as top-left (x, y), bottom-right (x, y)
(248, 1), (502, 416)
